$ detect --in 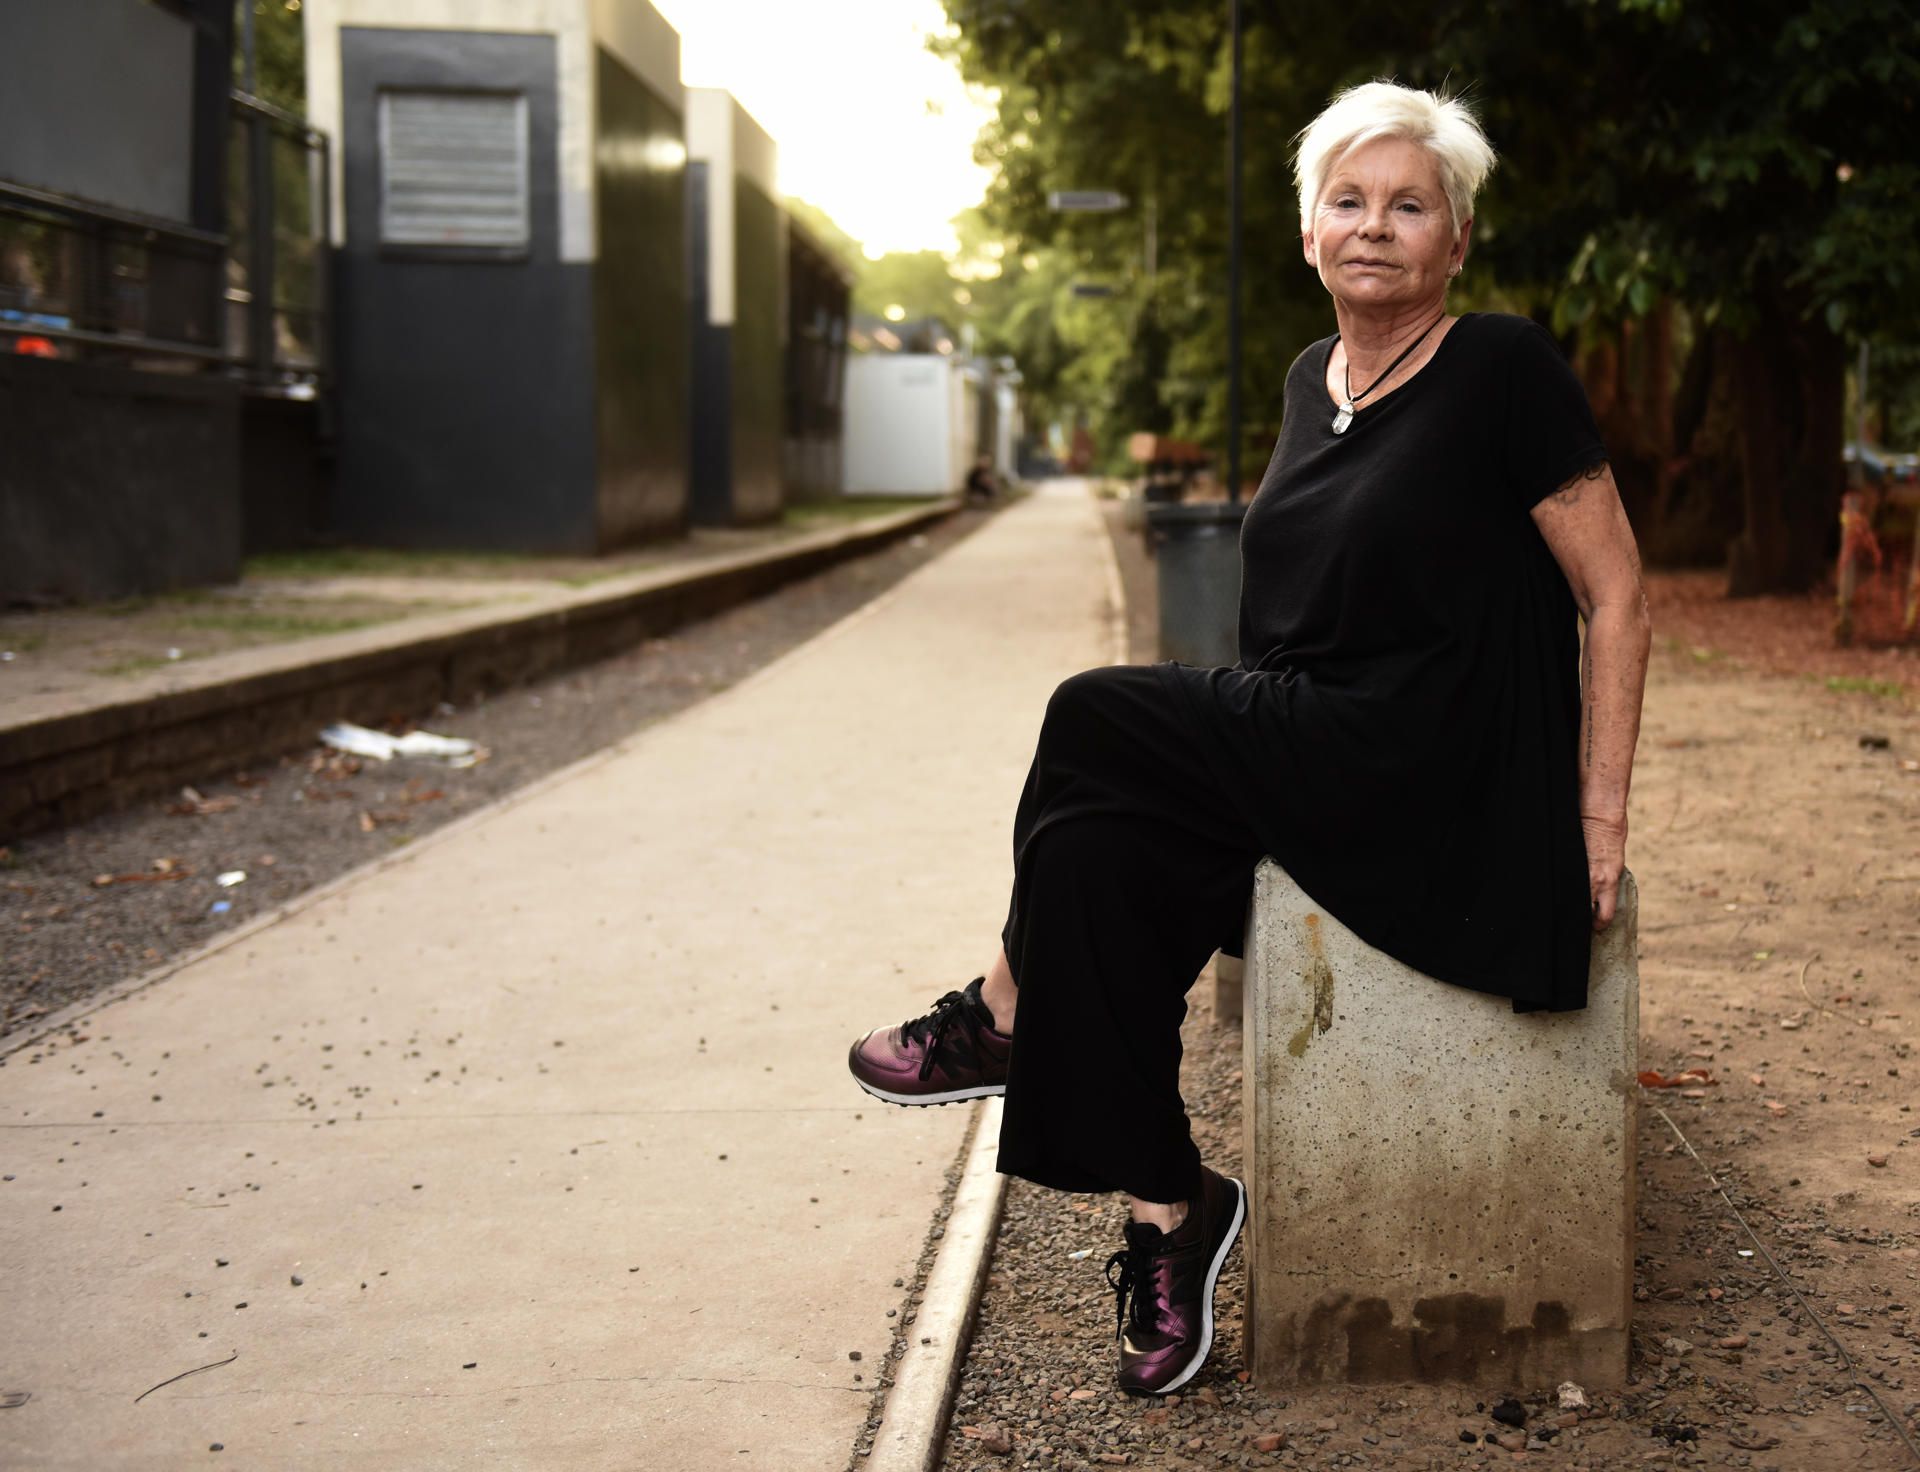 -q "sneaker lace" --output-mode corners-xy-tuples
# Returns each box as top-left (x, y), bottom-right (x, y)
(900, 991), (971, 1082)
(1104, 1245), (1166, 1339)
